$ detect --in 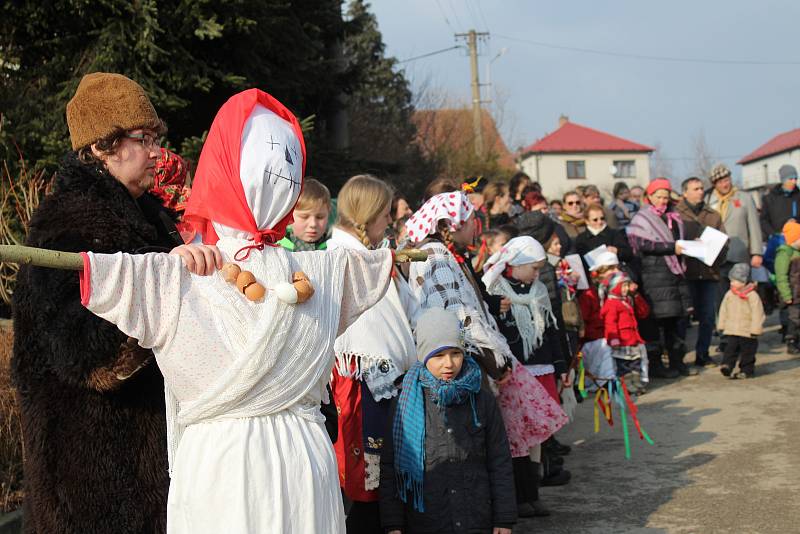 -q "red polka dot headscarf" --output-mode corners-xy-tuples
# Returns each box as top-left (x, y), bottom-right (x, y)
(405, 191), (474, 244)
